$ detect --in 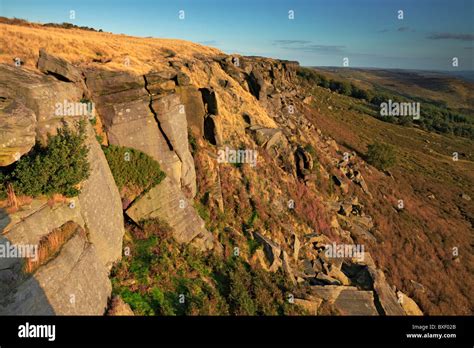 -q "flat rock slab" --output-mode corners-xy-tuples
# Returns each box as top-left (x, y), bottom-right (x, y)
(77, 124), (125, 268)
(126, 177), (214, 251)
(0, 231), (111, 315)
(333, 289), (379, 316)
